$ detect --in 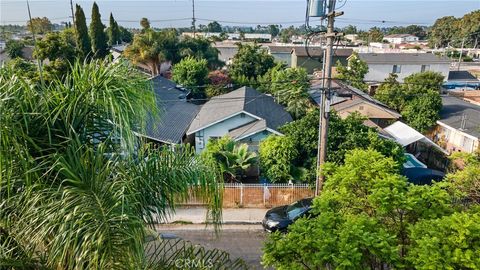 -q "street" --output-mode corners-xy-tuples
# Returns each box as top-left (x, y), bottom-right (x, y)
(157, 224), (267, 269)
